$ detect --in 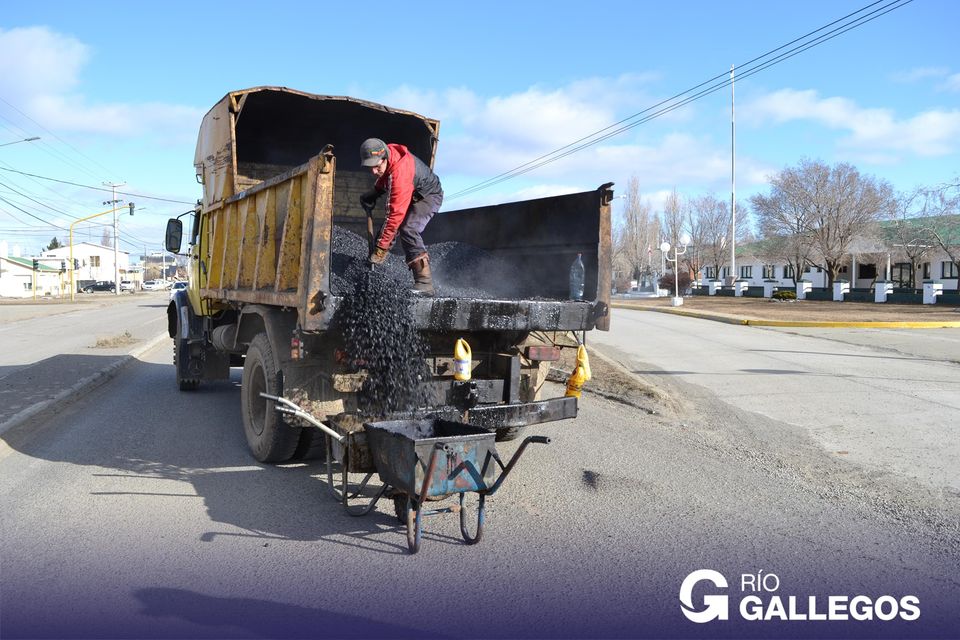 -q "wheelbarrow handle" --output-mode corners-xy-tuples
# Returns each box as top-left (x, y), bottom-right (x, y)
(406, 442), (451, 554)
(486, 435), (551, 496)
